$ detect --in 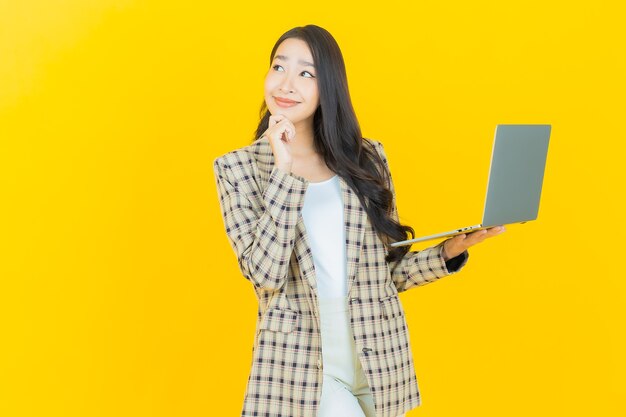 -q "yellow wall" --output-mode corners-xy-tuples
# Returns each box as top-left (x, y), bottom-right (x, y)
(1, 1), (624, 416)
